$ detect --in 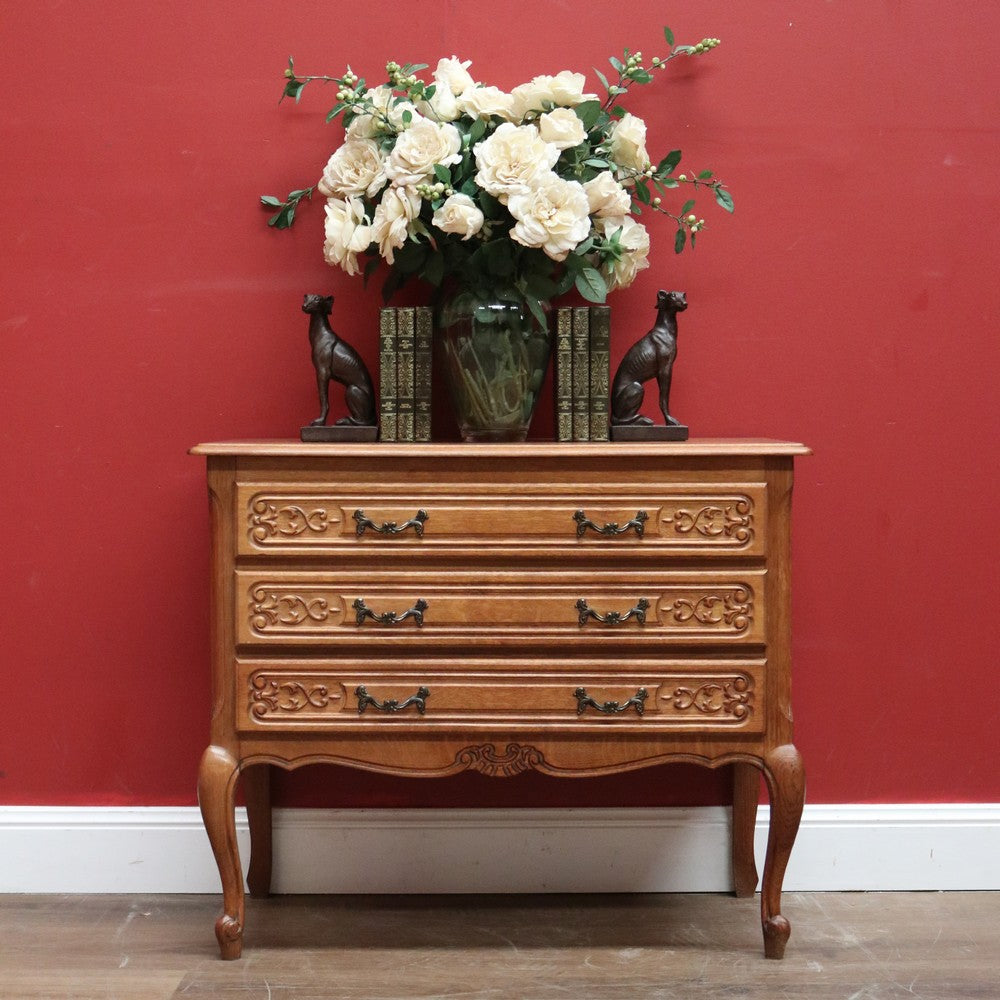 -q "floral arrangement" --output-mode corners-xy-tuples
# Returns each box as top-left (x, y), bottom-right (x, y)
(262, 27), (732, 325)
